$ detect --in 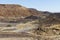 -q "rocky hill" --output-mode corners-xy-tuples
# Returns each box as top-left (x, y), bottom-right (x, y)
(0, 4), (60, 40)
